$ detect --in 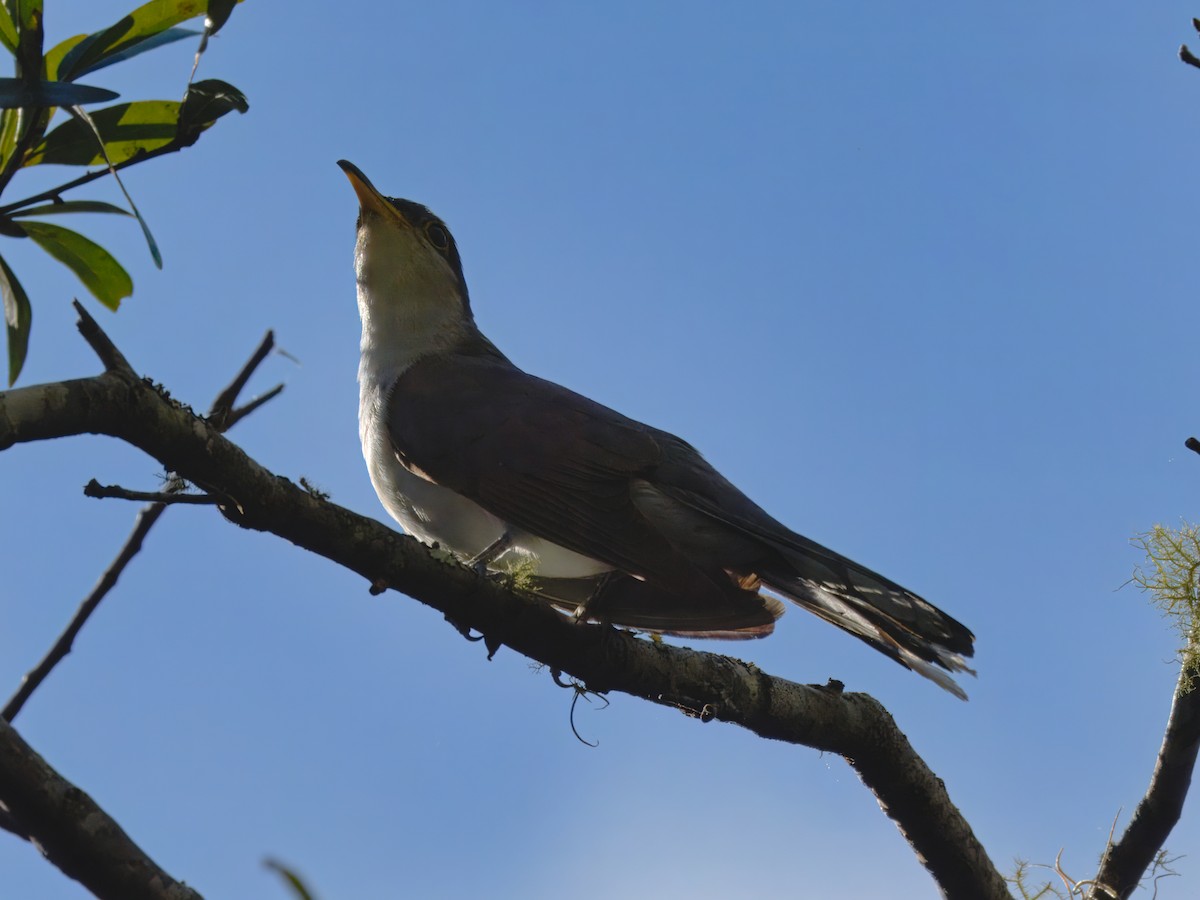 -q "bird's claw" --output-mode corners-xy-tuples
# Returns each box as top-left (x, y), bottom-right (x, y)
(444, 613), (485, 642)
